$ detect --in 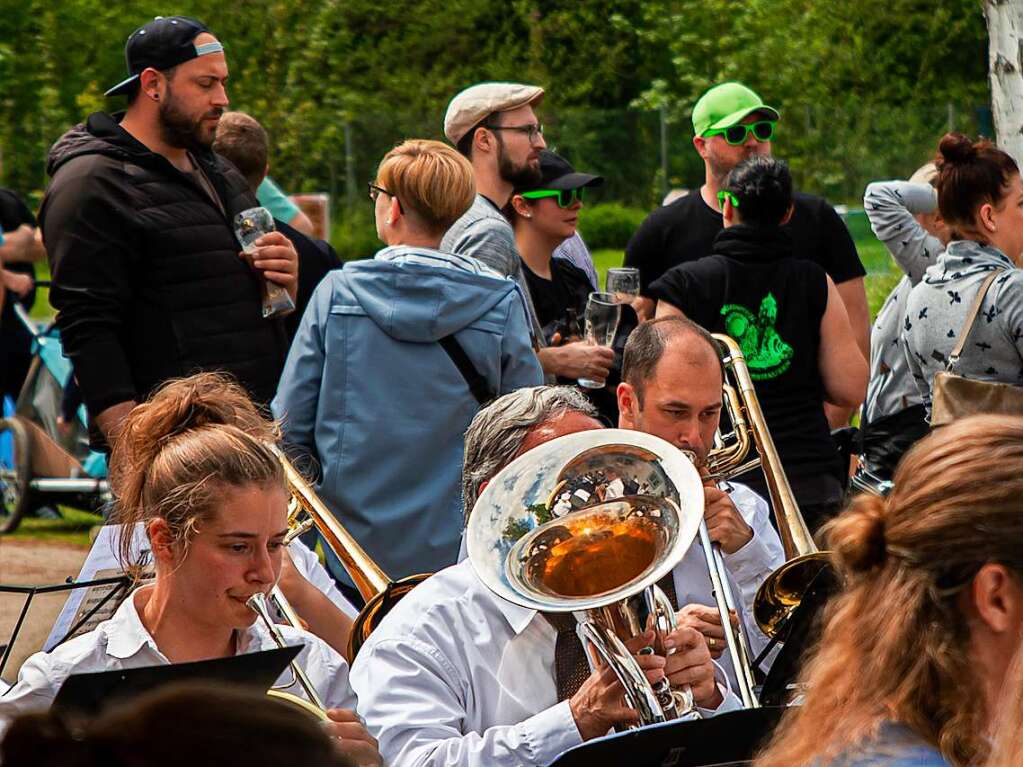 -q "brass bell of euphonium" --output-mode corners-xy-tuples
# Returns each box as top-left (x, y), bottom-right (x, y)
(466, 429), (707, 727)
